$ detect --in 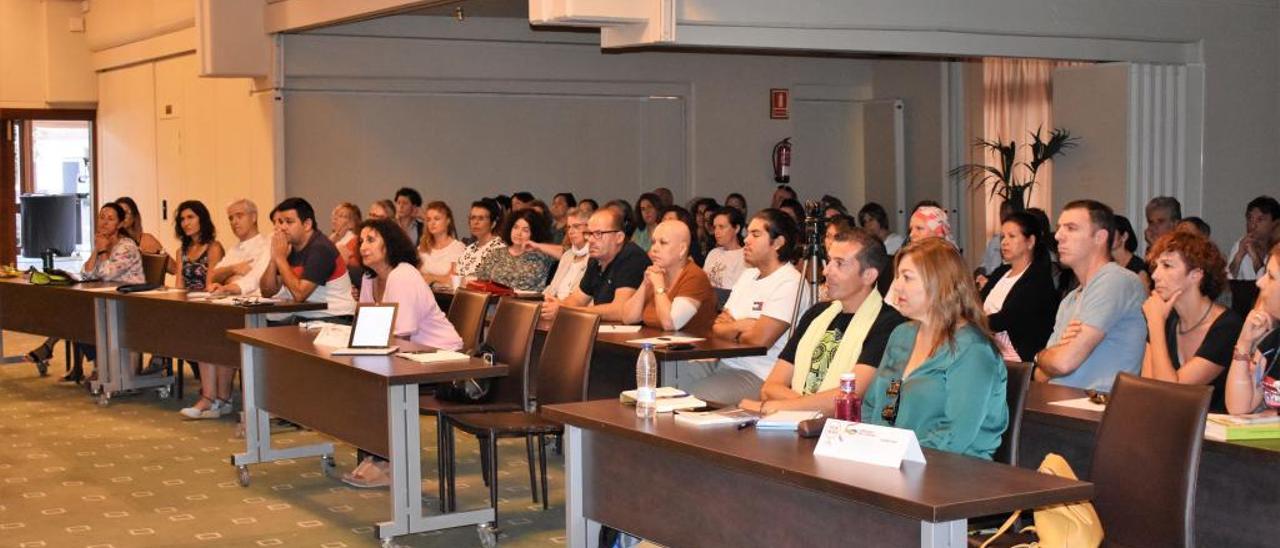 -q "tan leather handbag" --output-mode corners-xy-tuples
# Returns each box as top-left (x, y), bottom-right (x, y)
(980, 453), (1103, 548)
